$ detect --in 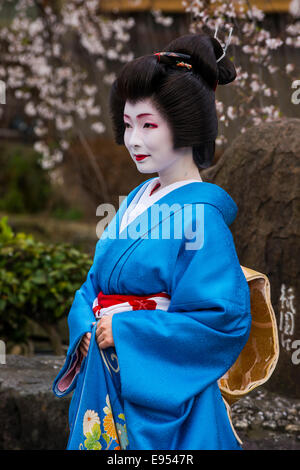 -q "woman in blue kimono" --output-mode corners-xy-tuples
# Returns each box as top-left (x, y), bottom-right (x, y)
(53, 30), (252, 450)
